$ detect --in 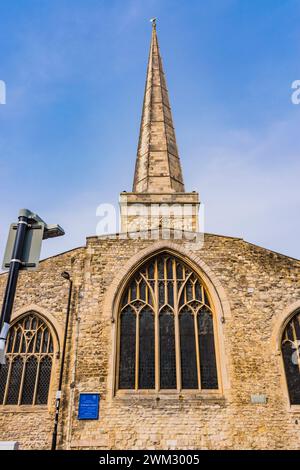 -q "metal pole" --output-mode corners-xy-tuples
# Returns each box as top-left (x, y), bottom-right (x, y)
(51, 274), (73, 451)
(0, 210), (29, 364)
